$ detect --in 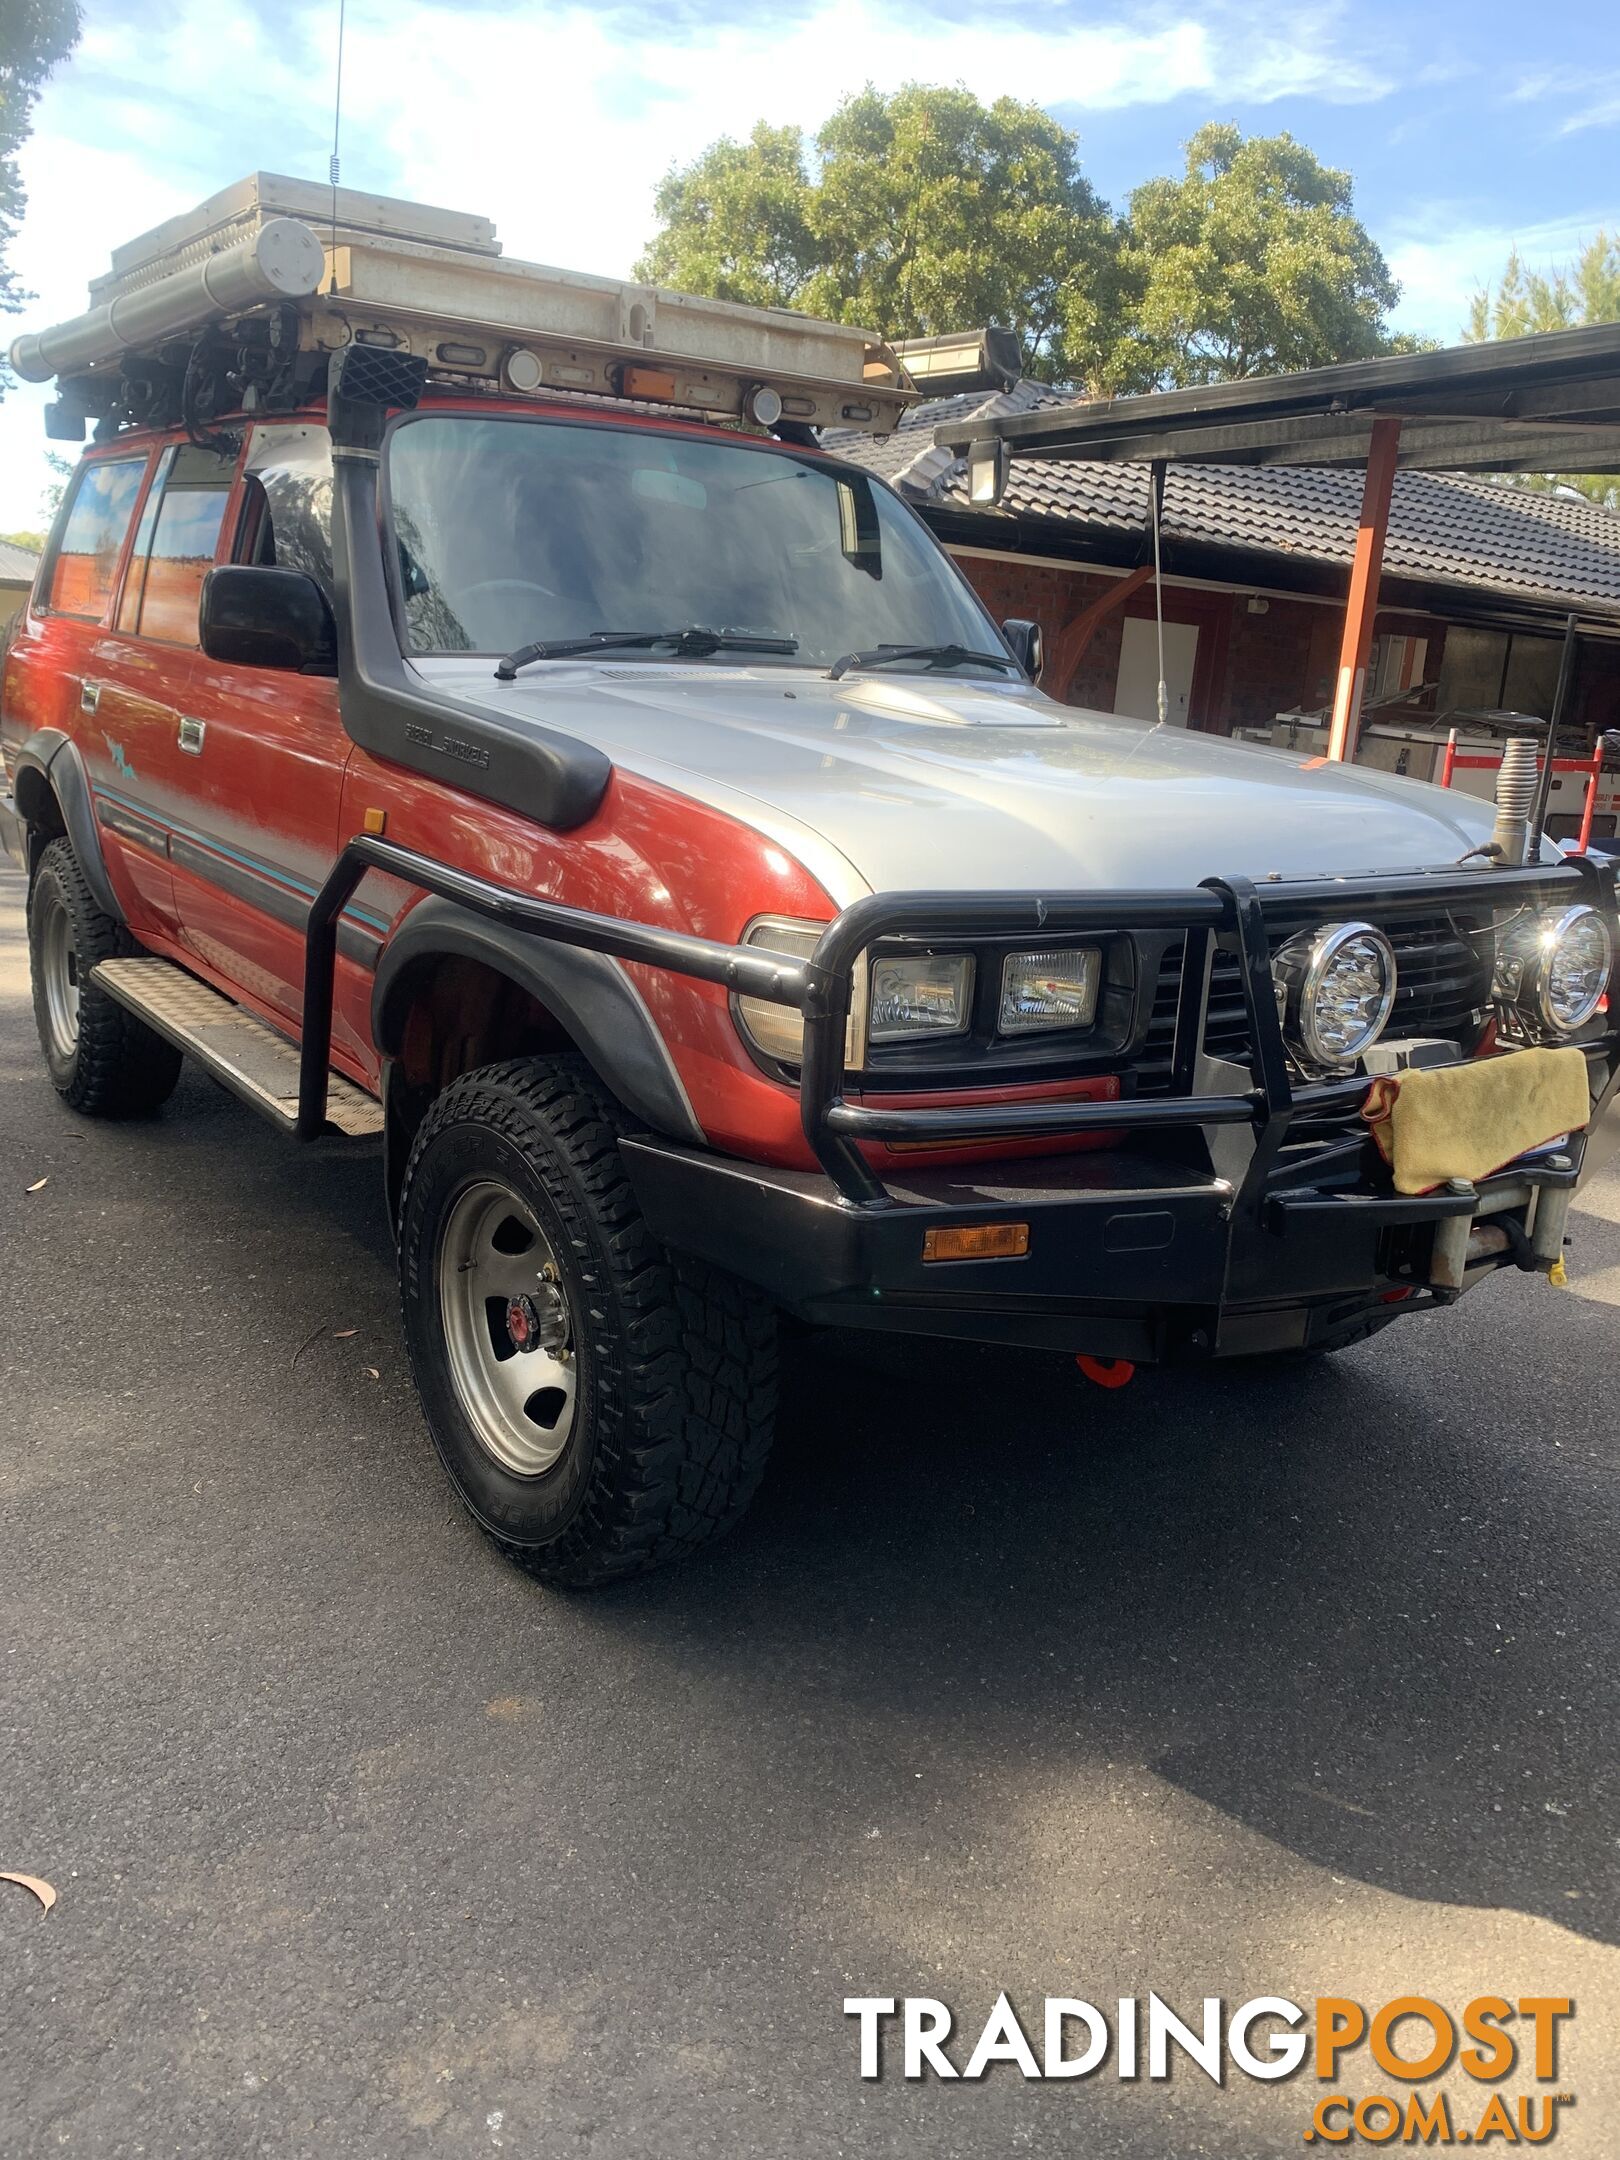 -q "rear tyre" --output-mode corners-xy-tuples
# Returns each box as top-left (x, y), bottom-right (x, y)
(27, 837), (183, 1116)
(398, 1055), (778, 1586)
